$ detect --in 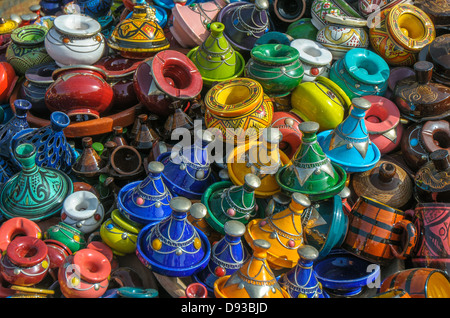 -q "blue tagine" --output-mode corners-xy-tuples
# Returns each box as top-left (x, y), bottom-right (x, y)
(317, 97), (381, 173)
(0, 99), (31, 158)
(329, 48), (390, 100)
(157, 130), (216, 200)
(136, 196), (211, 277)
(193, 220), (249, 292)
(9, 111), (78, 174)
(278, 245), (329, 298)
(117, 161), (173, 226)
